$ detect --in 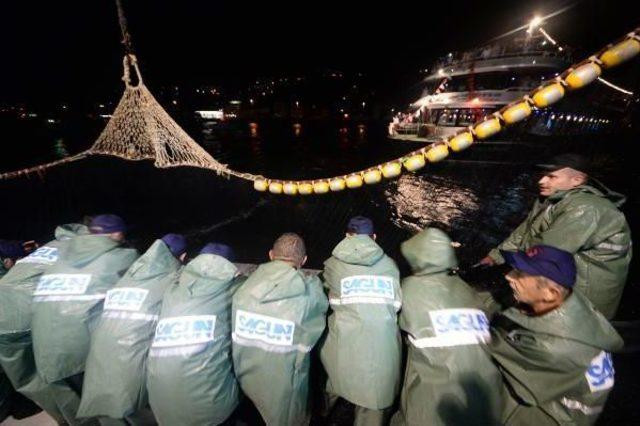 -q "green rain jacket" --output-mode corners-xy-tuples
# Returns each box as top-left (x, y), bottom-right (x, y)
(0, 224), (89, 425)
(320, 235), (401, 410)
(31, 234), (138, 383)
(78, 240), (182, 419)
(489, 184), (631, 319)
(490, 291), (623, 425)
(392, 228), (502, 426)
(147, 253), (242, 426)
(232, 260), (328, 426)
